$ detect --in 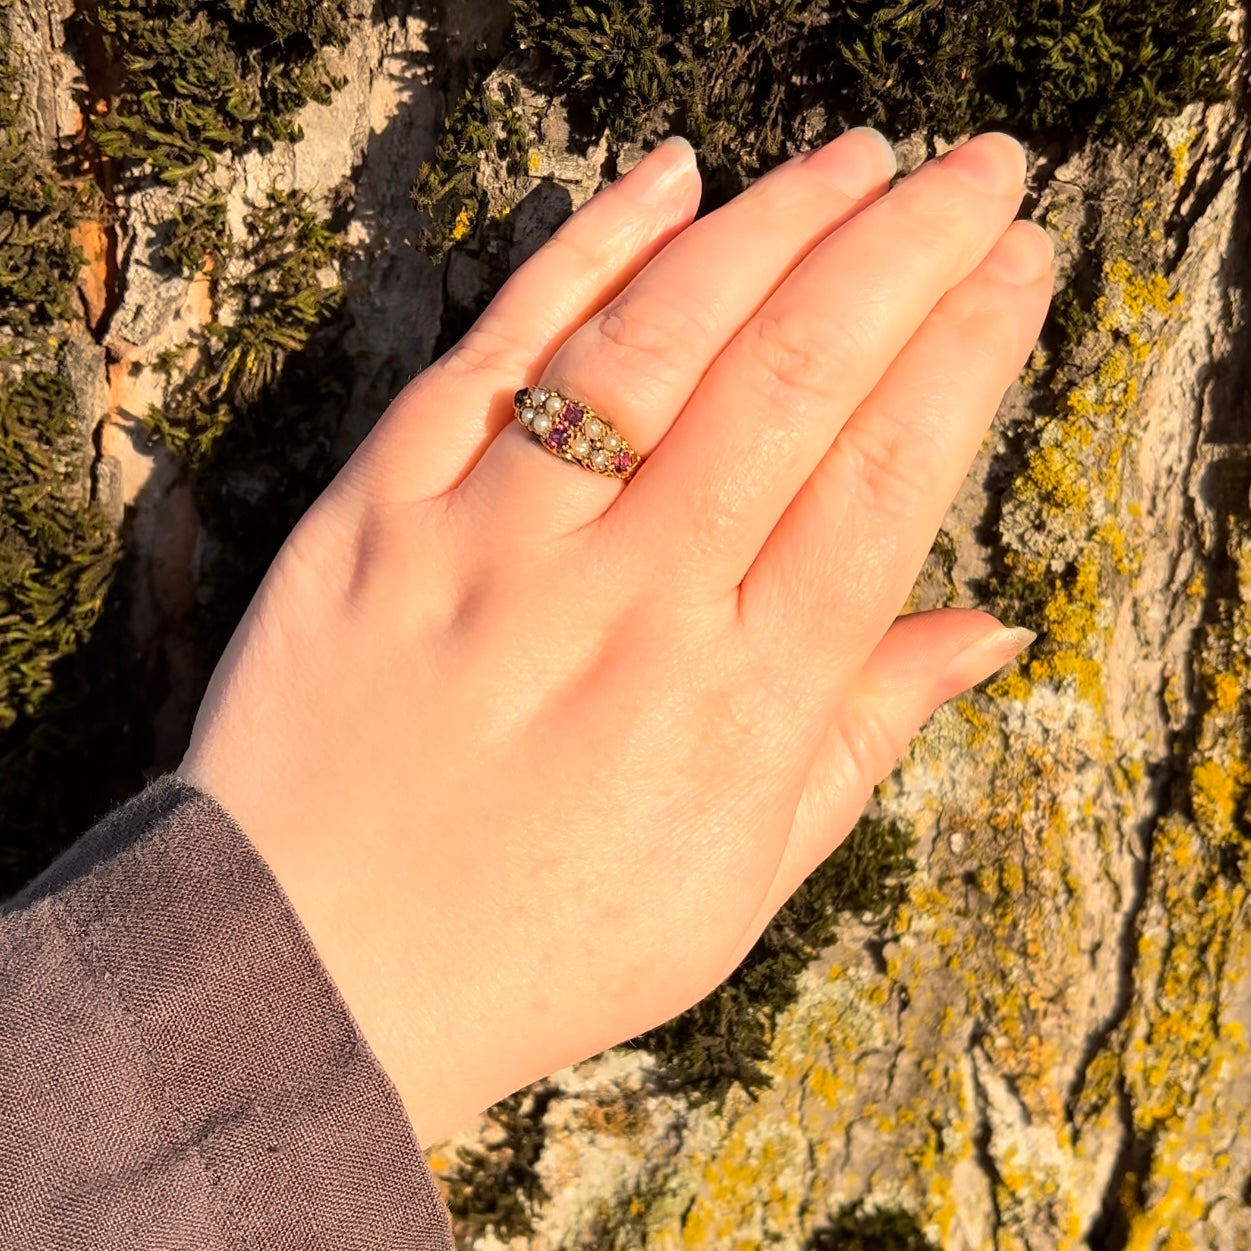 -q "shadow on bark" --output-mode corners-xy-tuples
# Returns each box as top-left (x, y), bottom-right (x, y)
(0, 0), (471, 897)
